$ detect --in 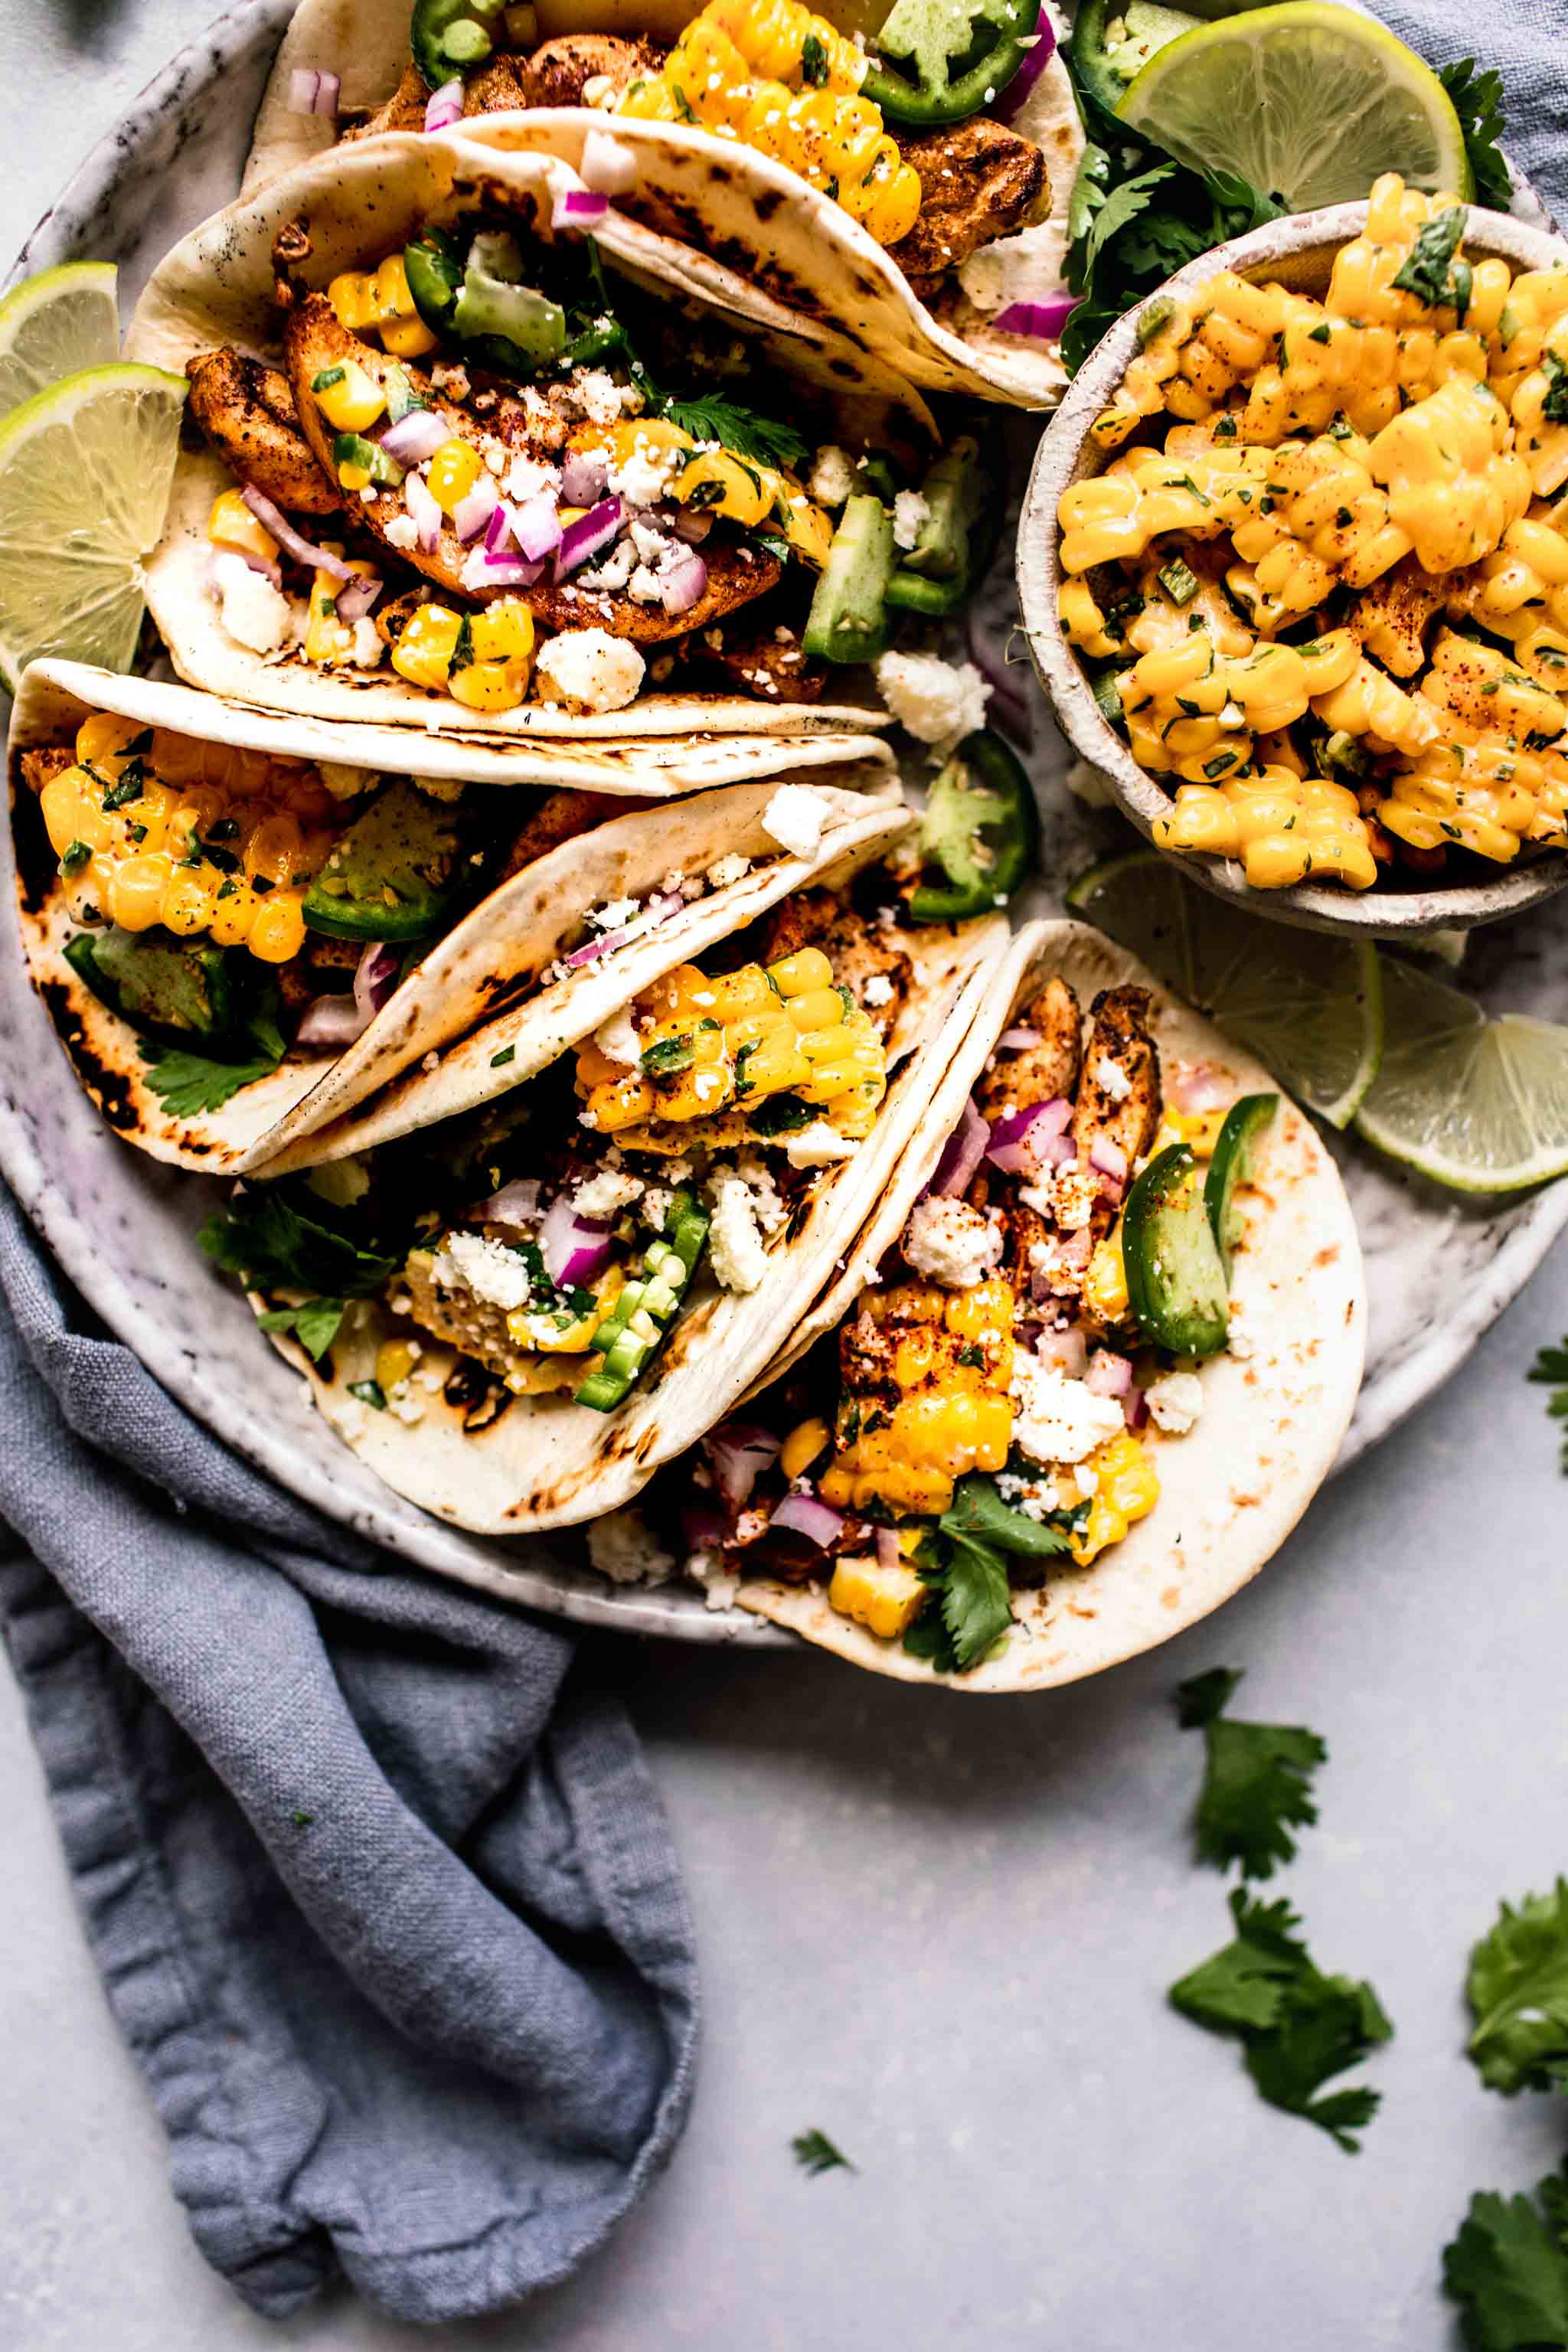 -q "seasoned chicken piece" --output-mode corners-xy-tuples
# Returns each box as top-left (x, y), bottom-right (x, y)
(495, 788), (626, 883)
(975, 975), (1080, 1122)
(1351, 558), (1445, 678)
(887, 119), (1048, 296)
(1071, 985), (1161, 1243)
(19, 746), (76, 796)
(695, 619), (827, 705)
(836, 1304), (900, 1429)
(276, 929), (364, 1014)
(281, 295), (782, 642)
(186, 348), (341, 517)
(520, 34), (664, 106)
(751, 891), (913, 1038)
(345, 55), (533, 141)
